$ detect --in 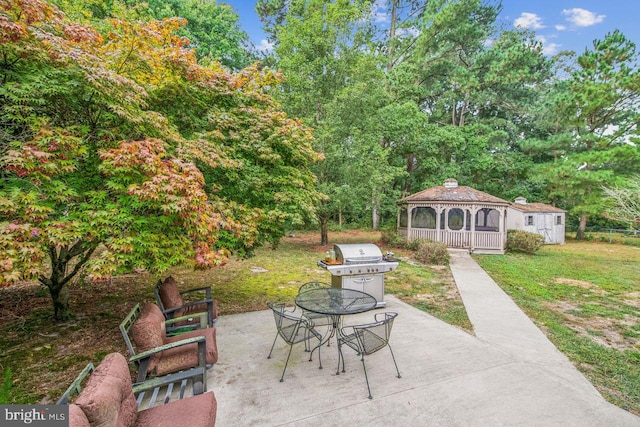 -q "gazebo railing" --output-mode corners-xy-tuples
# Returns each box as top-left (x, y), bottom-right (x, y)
(400, 228), (503, 251)
(407, 228), (437, 241)
(473, 231), (503, 249)
(444, 231), (470, 248)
